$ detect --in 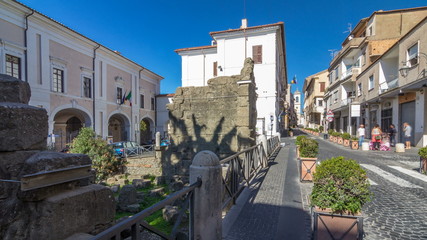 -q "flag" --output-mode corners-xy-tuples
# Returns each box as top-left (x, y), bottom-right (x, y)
(126, 91), (132, 106)
(291, 75), (297, 84)
(121, 90), (127, 105)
